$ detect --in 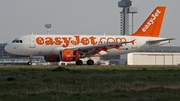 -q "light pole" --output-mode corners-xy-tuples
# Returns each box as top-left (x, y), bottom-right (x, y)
(45, 24), (52, 35)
